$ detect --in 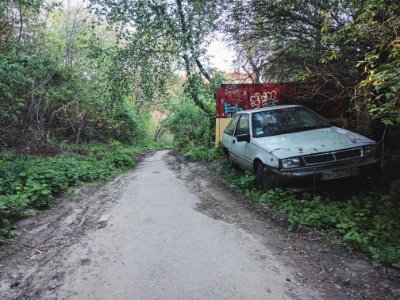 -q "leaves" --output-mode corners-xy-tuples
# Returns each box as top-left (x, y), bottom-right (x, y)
(0, 143), (146, 244)
(223, 0), (400, 126)
(88, 0), (219, 113)
(320, 0), (400, 125)
(0, 0), (149, 147)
